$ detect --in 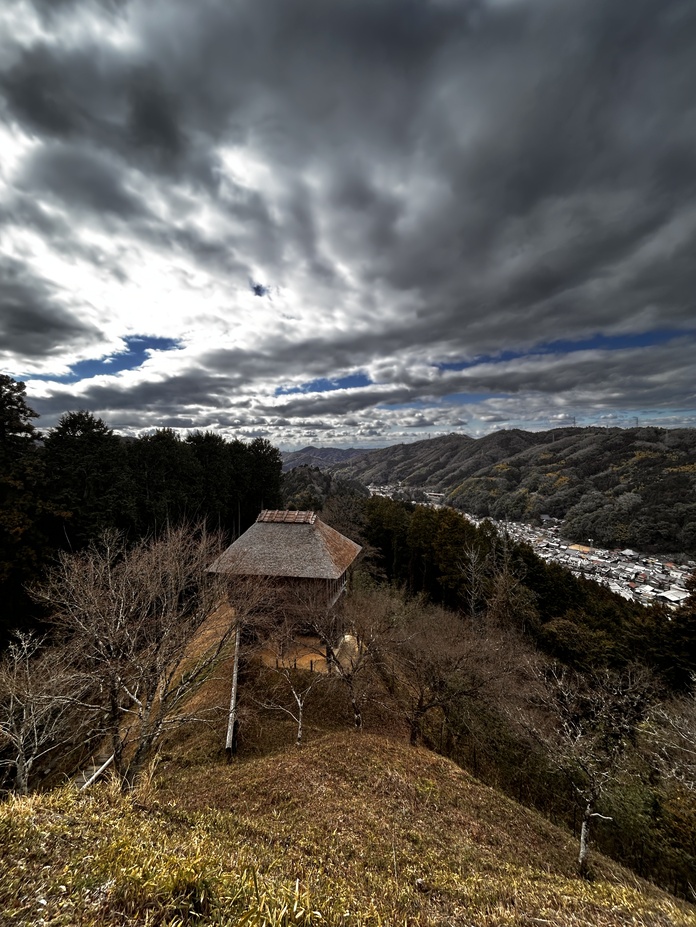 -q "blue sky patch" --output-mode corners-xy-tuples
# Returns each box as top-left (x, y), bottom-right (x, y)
(437, 328), (696, 372)
(32, 336), (181, 383)
(276, 372), (373, 396)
